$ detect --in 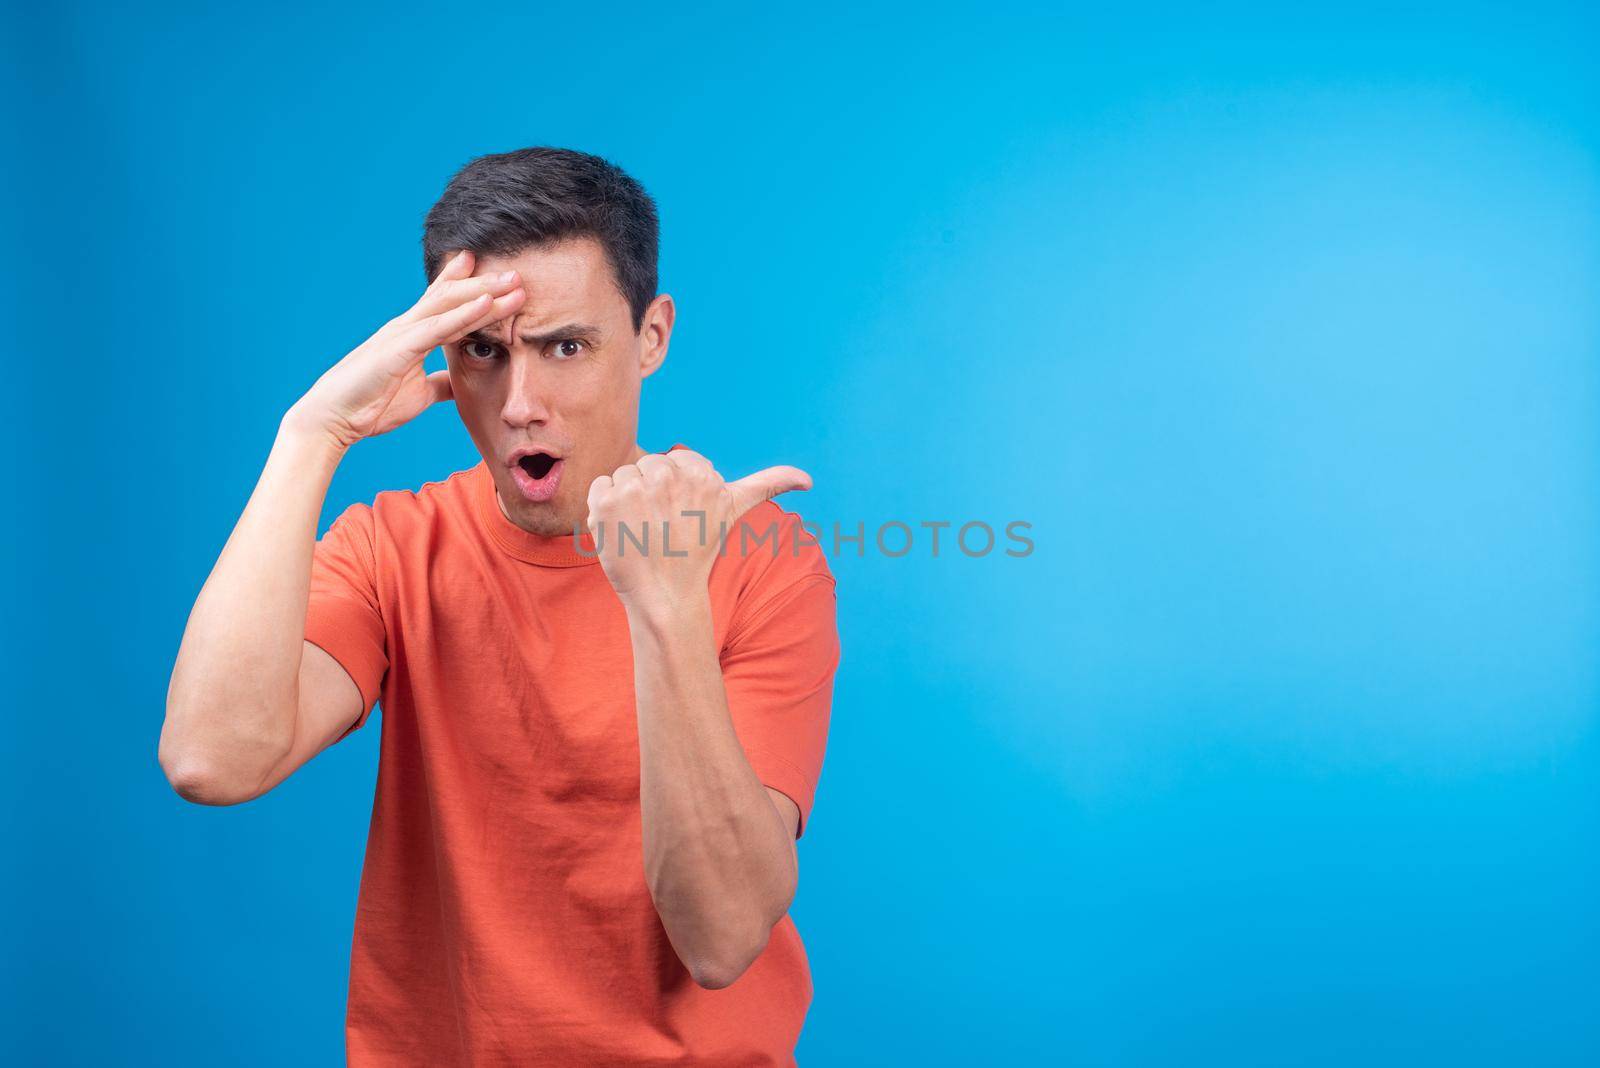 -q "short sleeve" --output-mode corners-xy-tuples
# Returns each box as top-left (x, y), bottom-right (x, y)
(304, 502), (388, 740)
(720, 573), (841, 838)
